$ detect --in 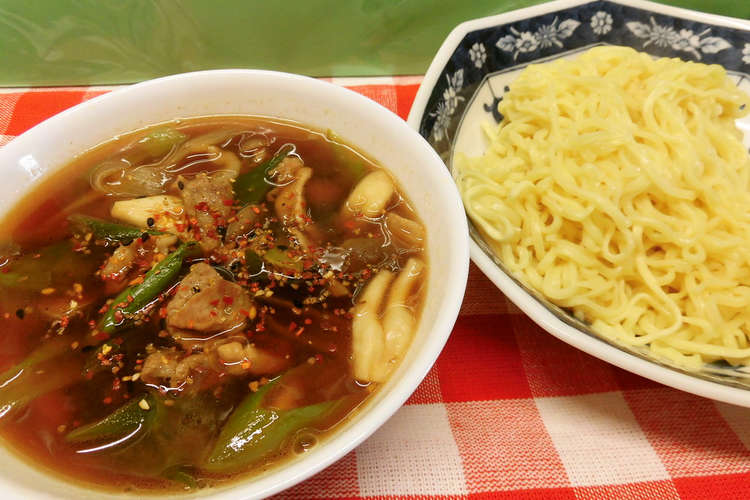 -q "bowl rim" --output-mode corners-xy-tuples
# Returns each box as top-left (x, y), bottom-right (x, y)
(0, 68), (470, 498)
(407, 0), (750, 408)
